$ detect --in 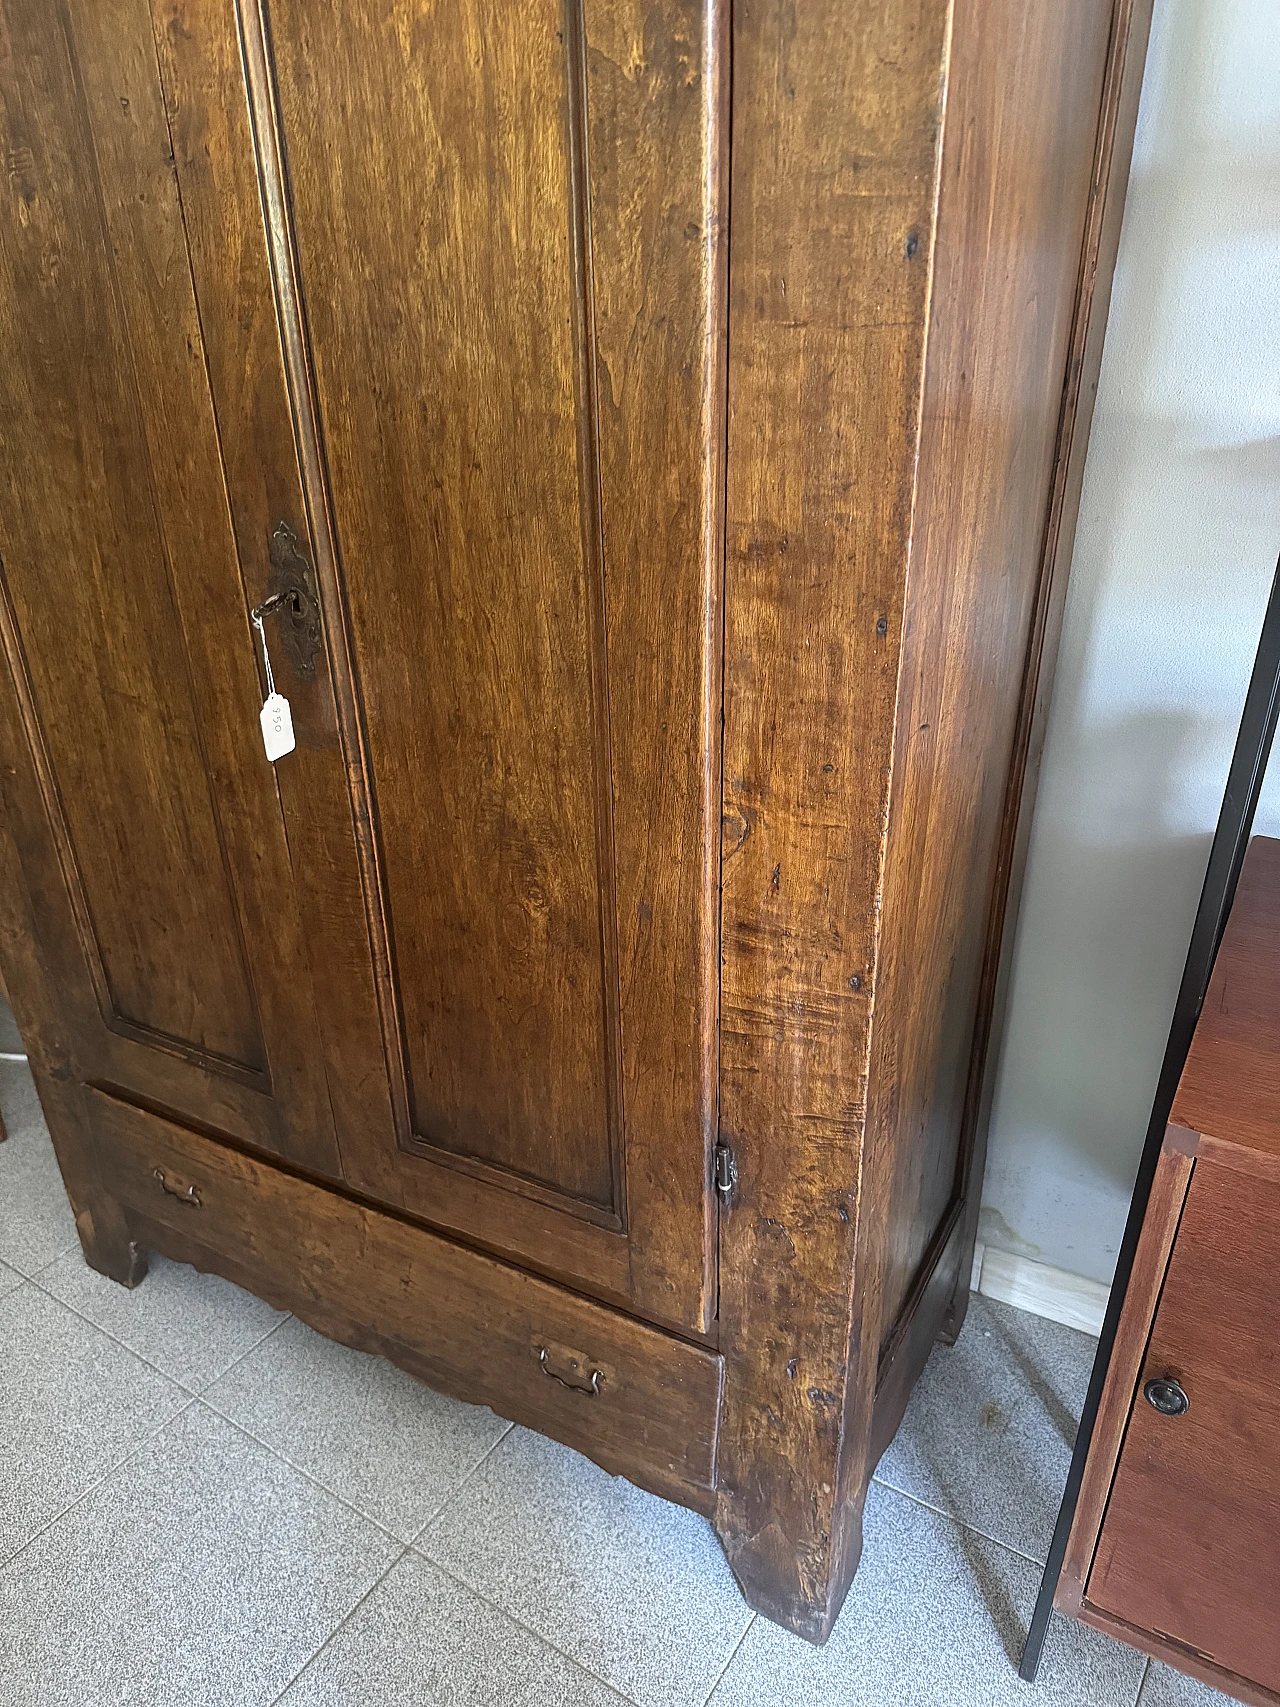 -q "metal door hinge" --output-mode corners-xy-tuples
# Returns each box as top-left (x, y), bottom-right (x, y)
(714, 1142), (738, 1198)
